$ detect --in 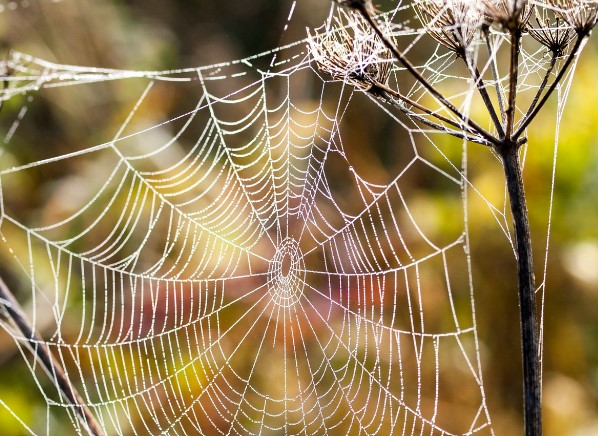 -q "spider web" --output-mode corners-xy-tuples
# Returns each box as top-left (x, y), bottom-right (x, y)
(0, 1), (581, 434)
